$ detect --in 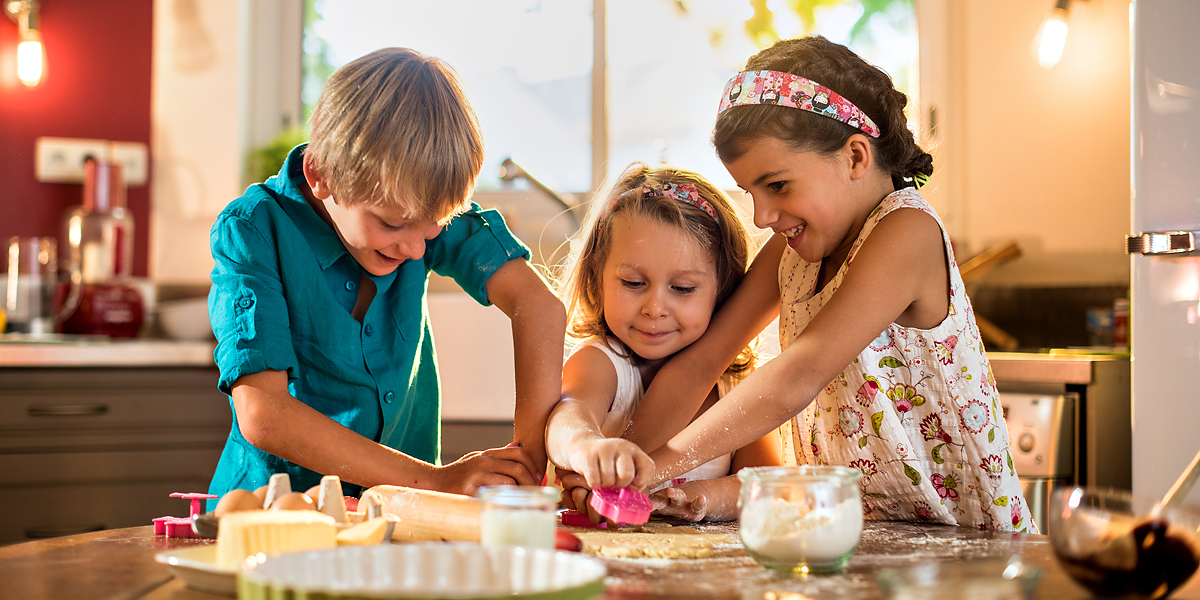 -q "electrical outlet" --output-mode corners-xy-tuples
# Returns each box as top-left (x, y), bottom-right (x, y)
(35, 137), (149, 186)
(110, 142), (148, 186)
